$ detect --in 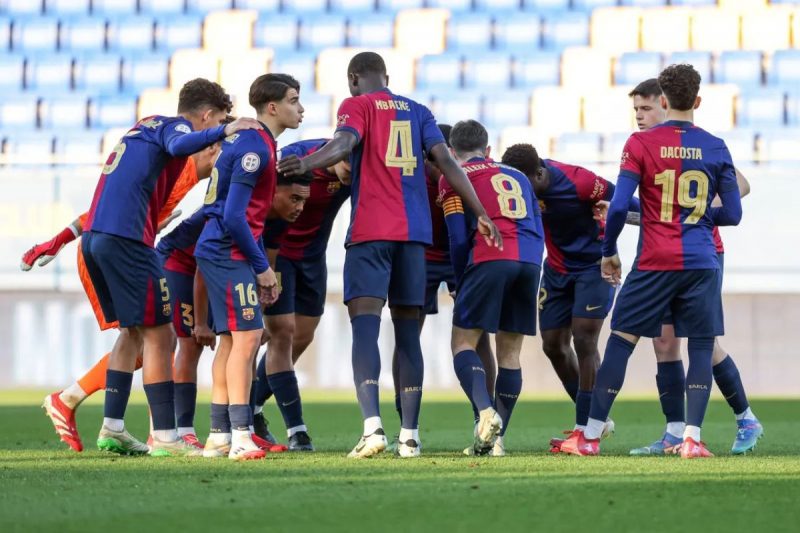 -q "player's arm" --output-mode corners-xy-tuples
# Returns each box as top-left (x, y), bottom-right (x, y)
(277, 130), (357, 176)
(711, 167), (750, 207)
(163, 117), (262, 158)
(192, 269), (216, 349)
(600, 174), (638, 285)
(155, 208), (205, 257)
(708, 153), (743, 226)
(441, 190), (471, 282)
(20, 215), (83, 271)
